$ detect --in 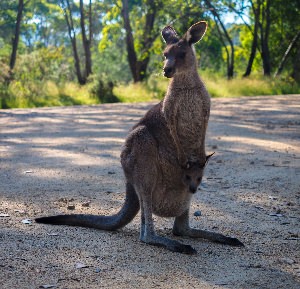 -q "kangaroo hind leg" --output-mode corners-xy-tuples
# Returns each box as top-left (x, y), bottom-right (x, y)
(173, 210), (244, 247)
(137, 185), (197, 255)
